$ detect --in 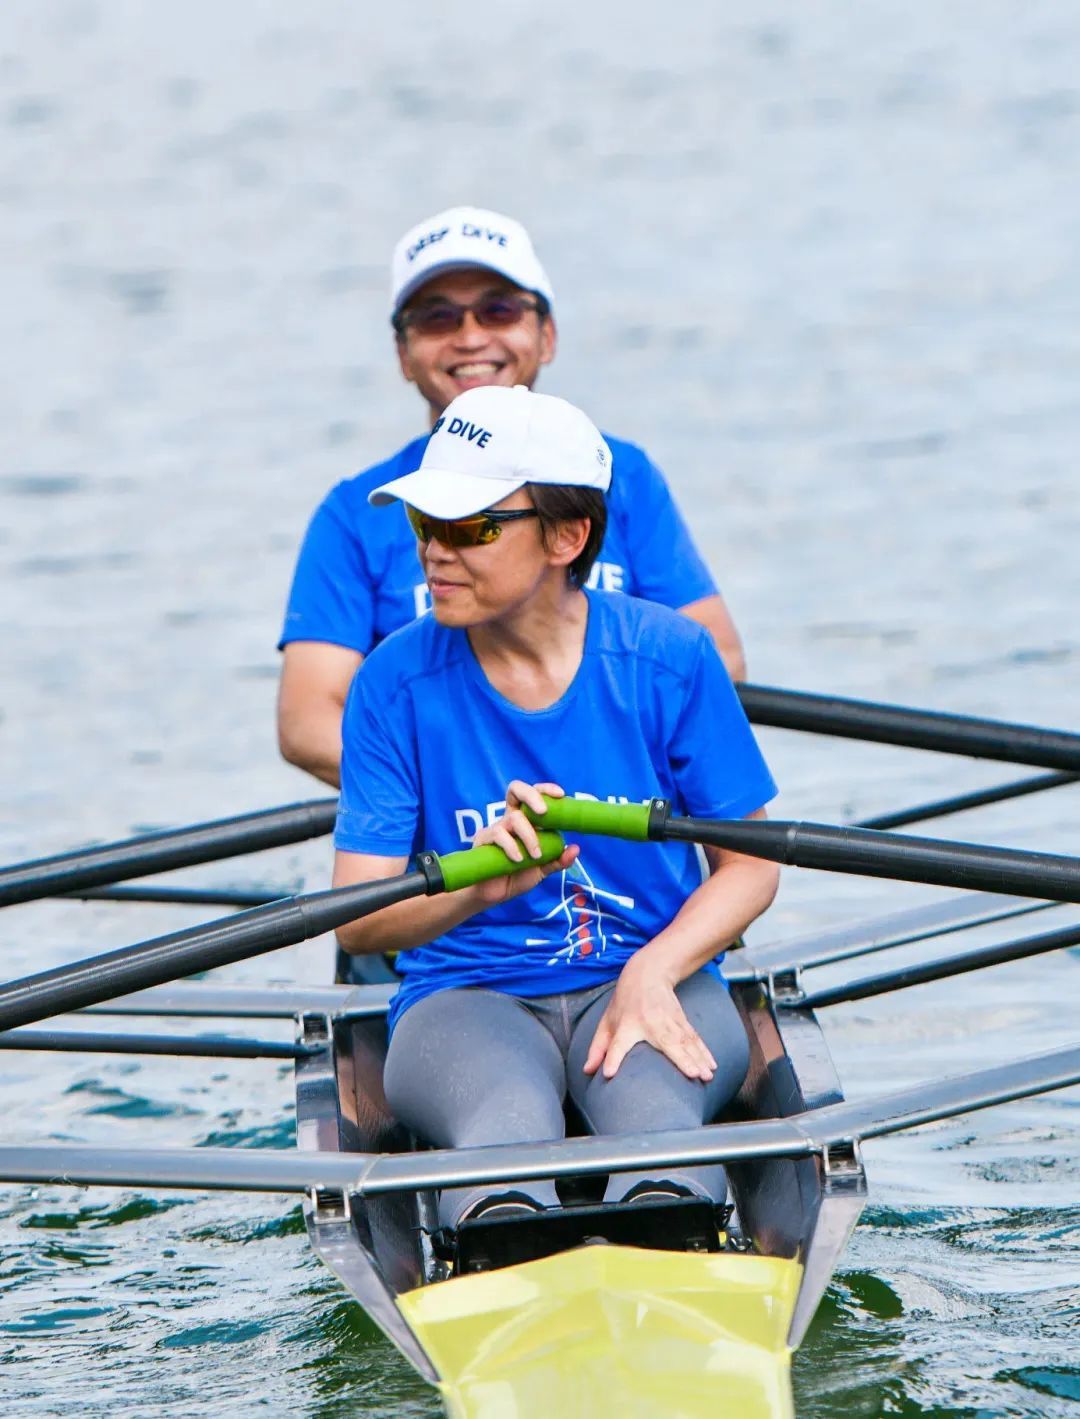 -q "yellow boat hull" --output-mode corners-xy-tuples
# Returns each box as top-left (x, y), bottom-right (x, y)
(397, 1245), (802, 1419)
